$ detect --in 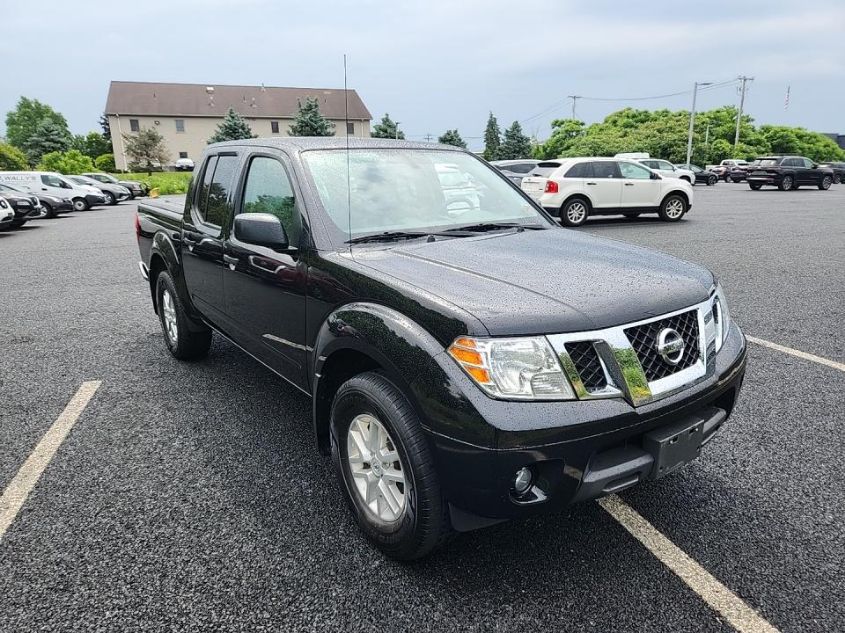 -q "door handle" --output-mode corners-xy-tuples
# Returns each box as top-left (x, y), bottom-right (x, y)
(624, 183), (635, 186)
(223, 254), (239, 269)
(249, 255), (286, 274)
(586, 182), (597, 186)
